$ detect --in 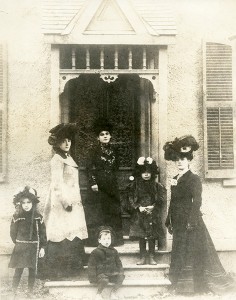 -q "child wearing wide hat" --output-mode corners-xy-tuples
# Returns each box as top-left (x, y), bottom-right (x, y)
(127, 157), (166, 265)
(88, 226), (125, 300)
(9, 186), (47, 296)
